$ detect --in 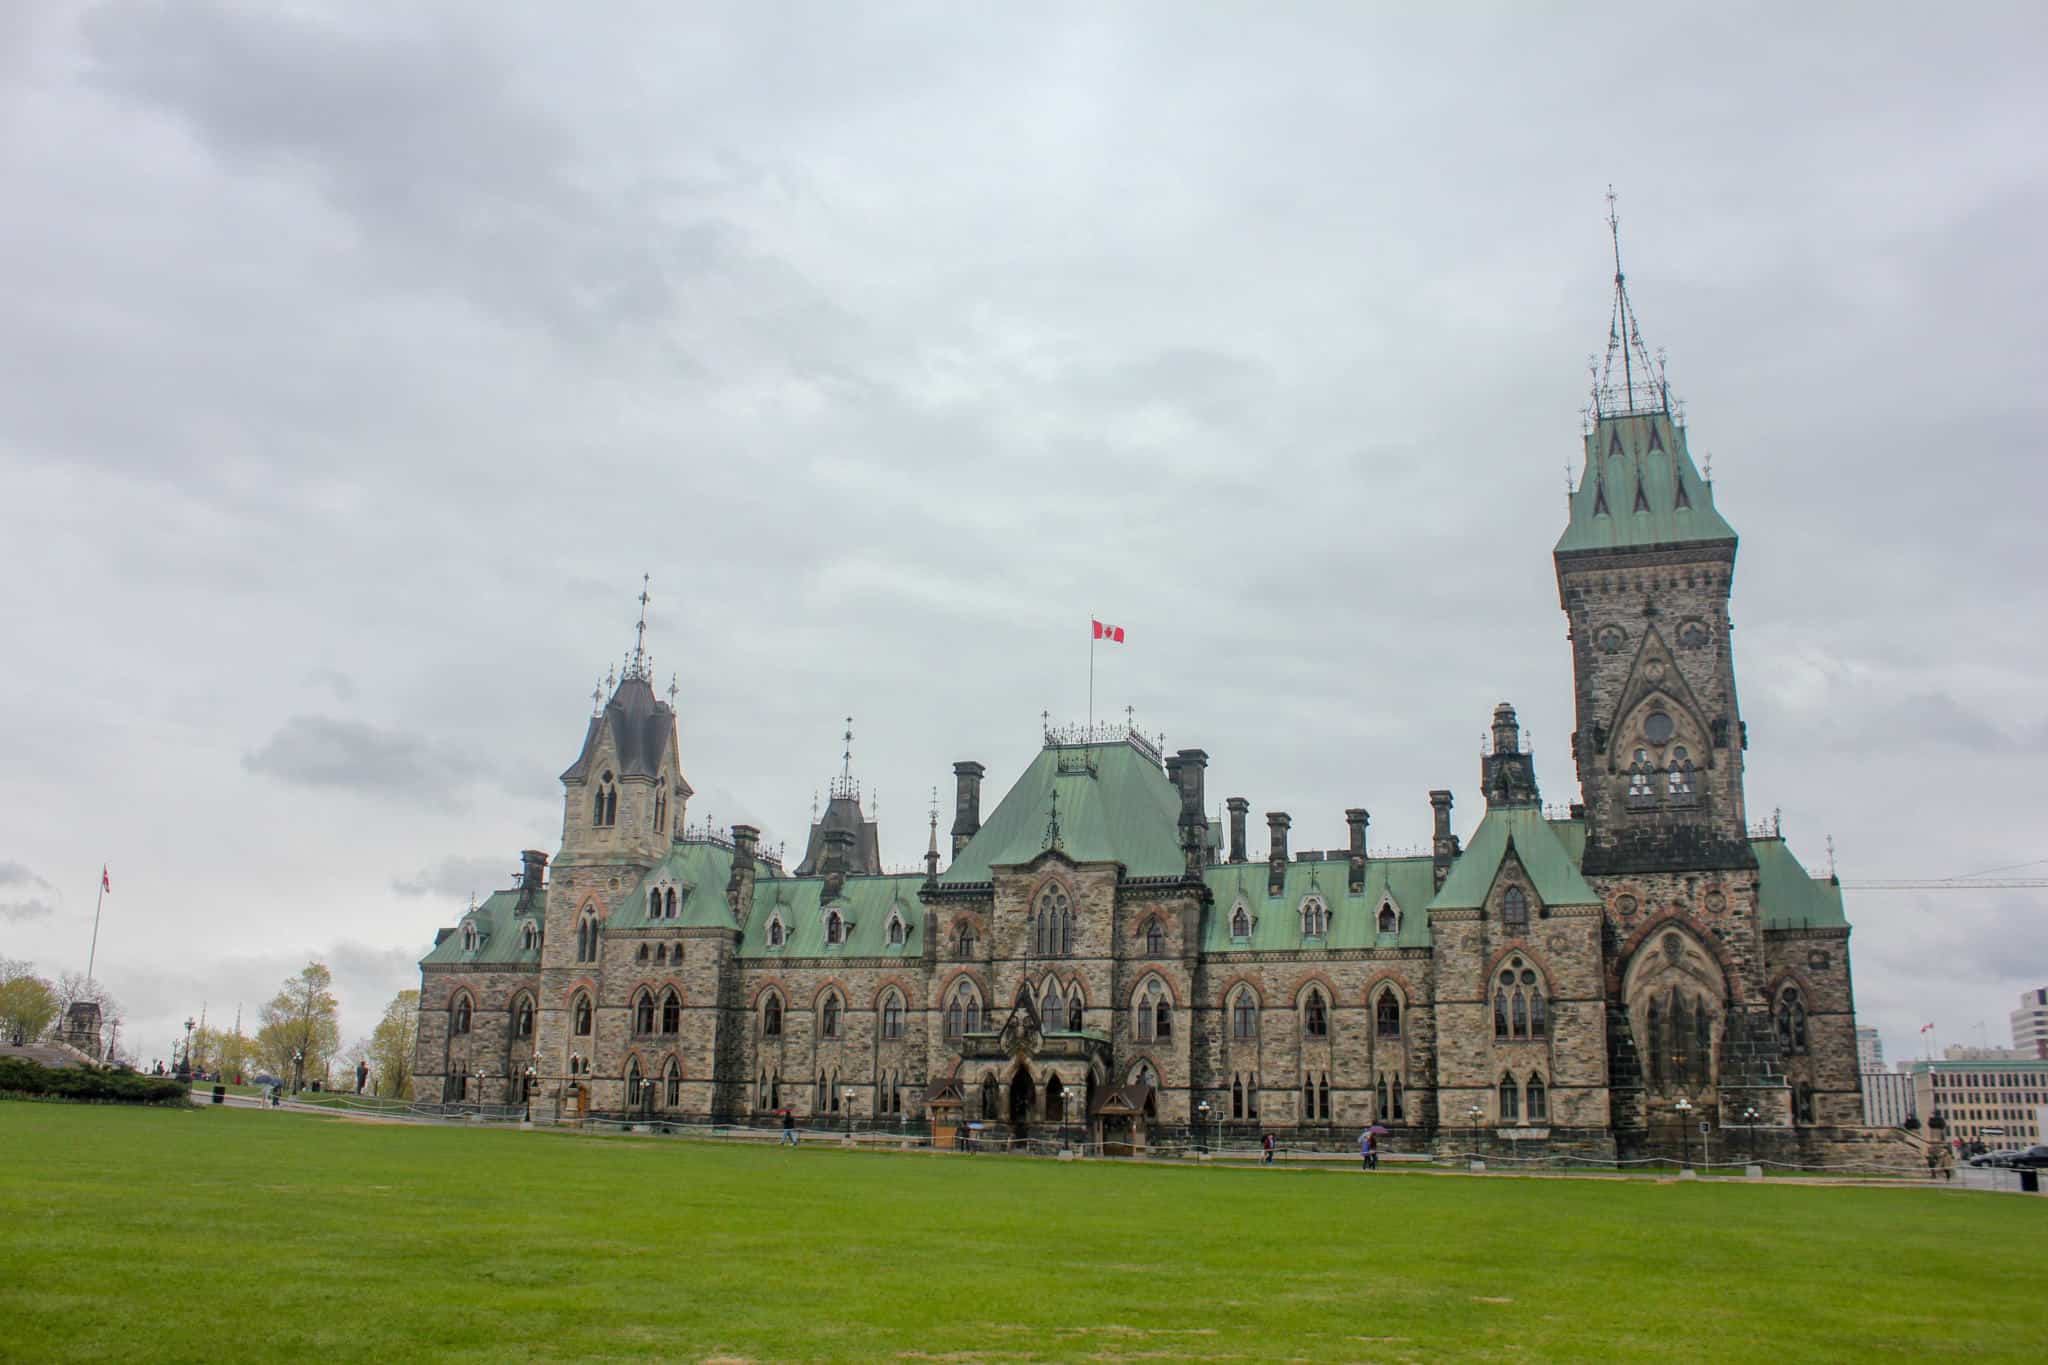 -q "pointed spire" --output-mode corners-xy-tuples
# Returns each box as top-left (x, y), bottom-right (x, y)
(625, 574), (653, 682)
(1593, 187), (1673, 420)
(1044, 782), (1062, 851)
(667, 673), (679, 708)
(924, 787), (941, 885)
